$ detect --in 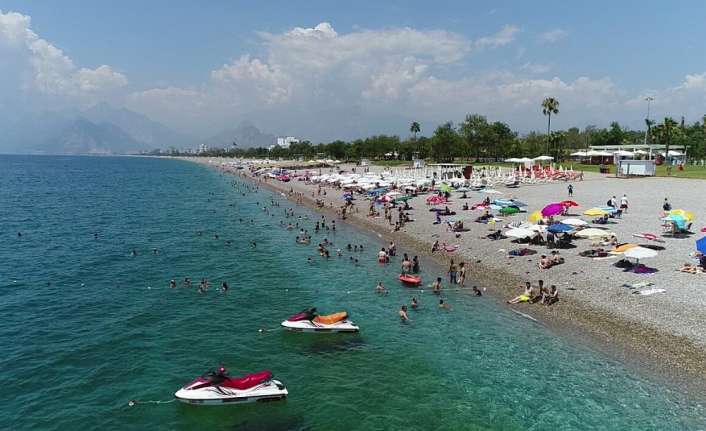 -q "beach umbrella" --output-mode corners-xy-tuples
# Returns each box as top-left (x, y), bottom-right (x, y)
(560, 200), (579, 207)
(509, 200), (528, 208)
(528, 210), (543, 223)
(561, 218), (588, 227)
(547, 223), (573, 234)
(624, 246), (658, 260)
(499, 206), (520, 215)
(439, 183), (452, 193)
(668, 209), (694, 222)
(533, 155), (554, 161)
(613, 243), (638, 253)
(541, 203), (564, 217)
(584, 208), (607, 217)
(697, 237), (706, 254)
(393, 195), (413, 203)
(506, 228), (536, 239)
(576, 228), (613, 238)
